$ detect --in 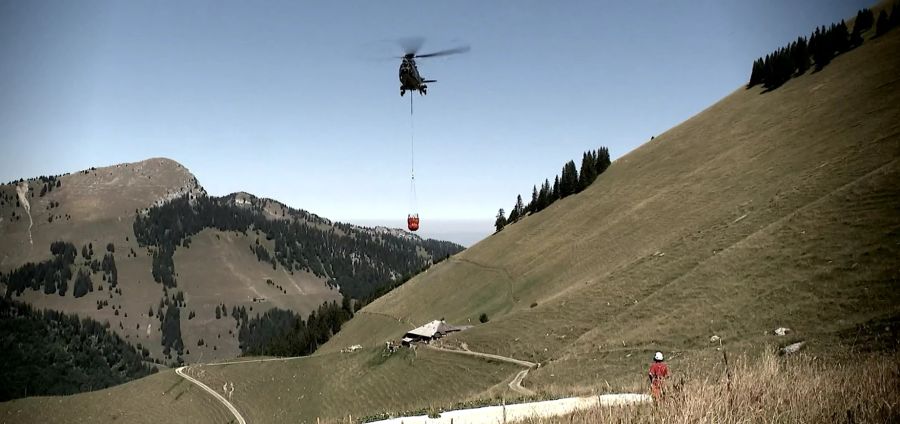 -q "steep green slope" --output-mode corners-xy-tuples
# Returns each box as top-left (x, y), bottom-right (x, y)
(326, 25), (900, 392)
(0, 370), (231, 424)
(182, 348), (519, 423)
(4, 11), (899, 424)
